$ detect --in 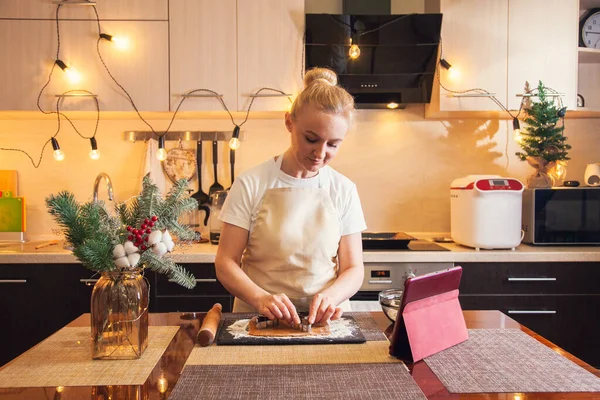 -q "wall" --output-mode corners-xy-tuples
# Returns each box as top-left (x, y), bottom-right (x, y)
(1, 109), (599, 240)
